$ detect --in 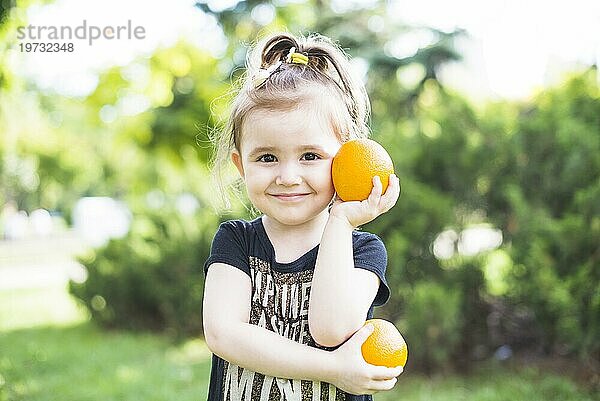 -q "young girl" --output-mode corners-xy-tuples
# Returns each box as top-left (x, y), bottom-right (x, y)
(203, 32), (402, 401)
